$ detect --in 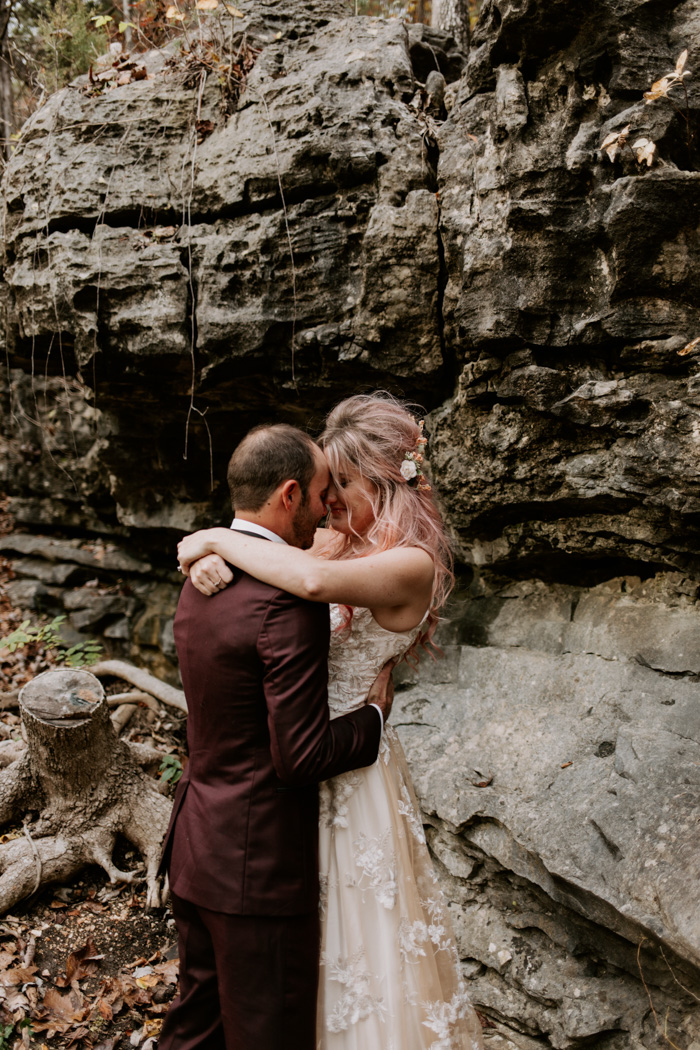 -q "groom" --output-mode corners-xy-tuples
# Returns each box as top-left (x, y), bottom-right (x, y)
(158, 424), (388, 1050)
